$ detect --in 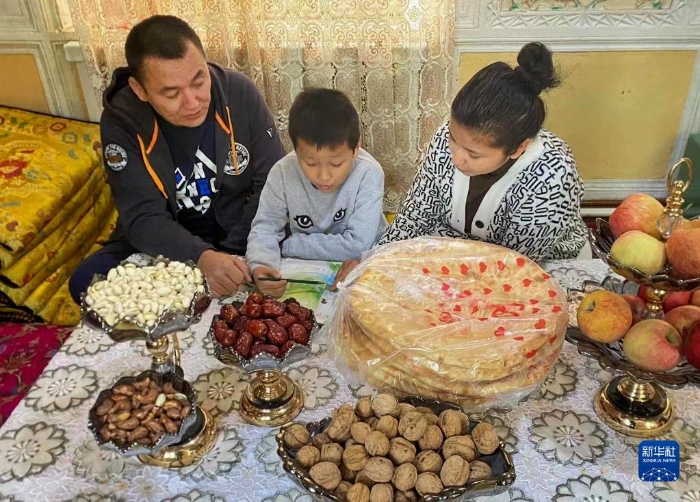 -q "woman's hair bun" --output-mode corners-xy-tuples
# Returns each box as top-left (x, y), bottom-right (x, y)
(515, 42), (560, 95)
